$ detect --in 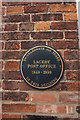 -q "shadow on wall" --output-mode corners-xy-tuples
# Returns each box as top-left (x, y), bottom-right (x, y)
(1, 115), (80, 120)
